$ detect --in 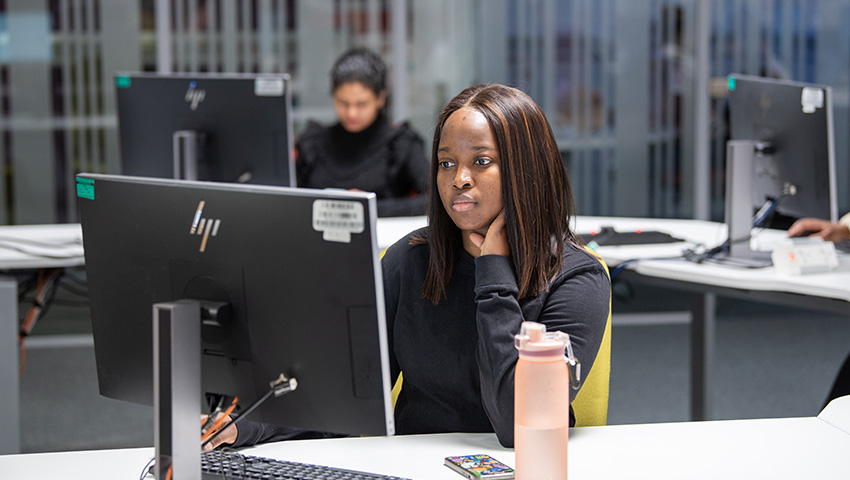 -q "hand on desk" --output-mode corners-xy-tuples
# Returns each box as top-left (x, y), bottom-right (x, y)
(201, 413), (238, 450)
(788, 217), (850, 243)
